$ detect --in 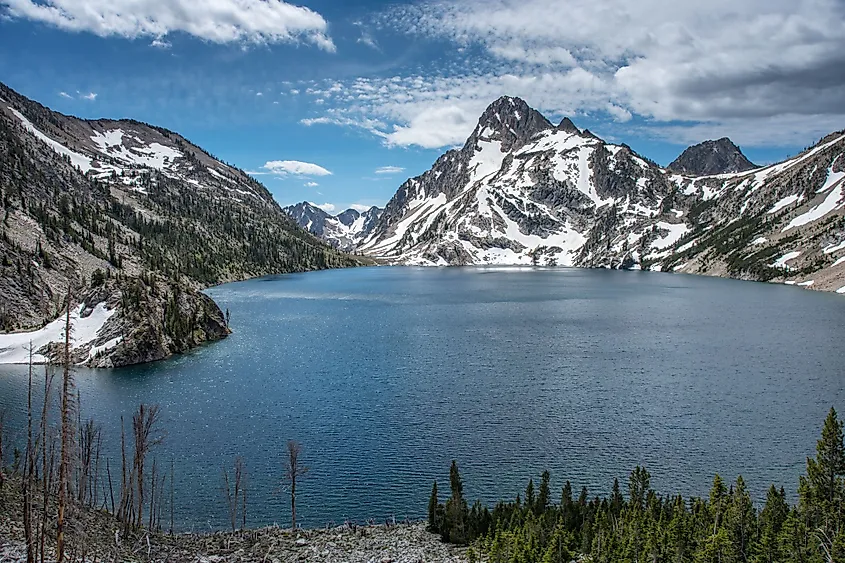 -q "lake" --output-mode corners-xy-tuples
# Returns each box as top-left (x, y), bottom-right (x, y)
(1, 266), (843, 531)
